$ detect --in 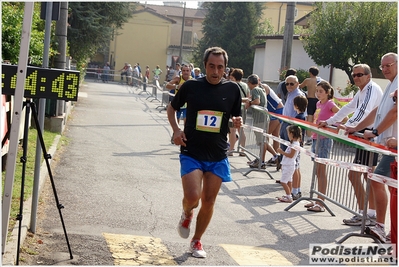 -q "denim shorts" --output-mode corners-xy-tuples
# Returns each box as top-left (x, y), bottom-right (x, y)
(179, 154), (232, 182)
(375, 155), (396, 177)
(311, 138), (332, 159)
